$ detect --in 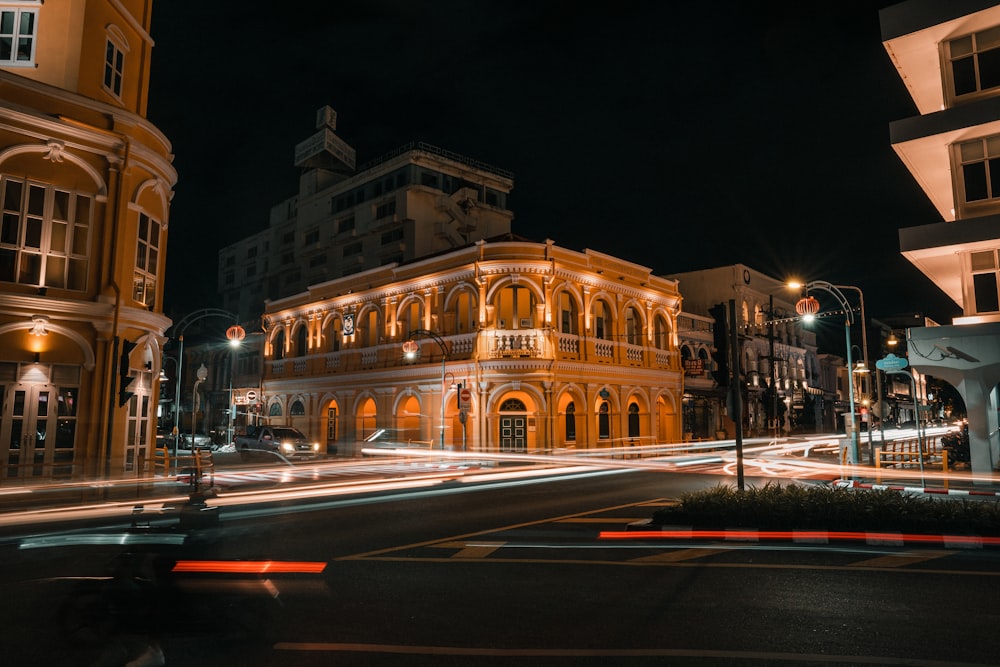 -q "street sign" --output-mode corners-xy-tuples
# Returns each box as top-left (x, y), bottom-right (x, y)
(246, 389), (257, 402)
(876, 354), (908, 372)
(458, 386), (472, 410)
